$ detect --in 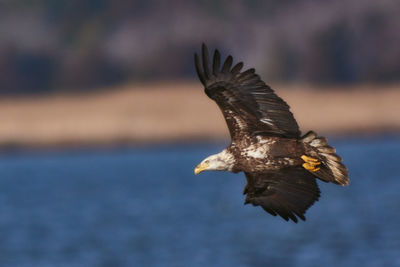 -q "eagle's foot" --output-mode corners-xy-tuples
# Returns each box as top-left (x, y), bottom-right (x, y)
(301, 155), (321, 172)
